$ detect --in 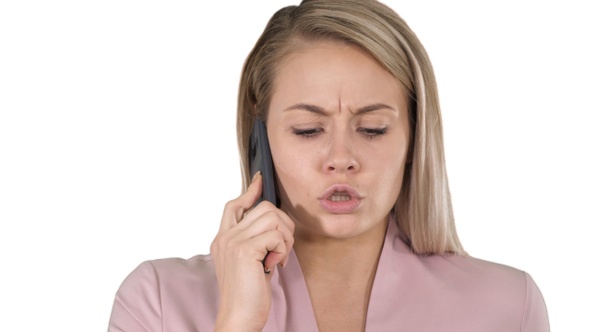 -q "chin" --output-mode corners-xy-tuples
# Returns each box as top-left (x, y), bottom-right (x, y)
(283, 200), (387, 240)
(296, 213), (374, 240)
